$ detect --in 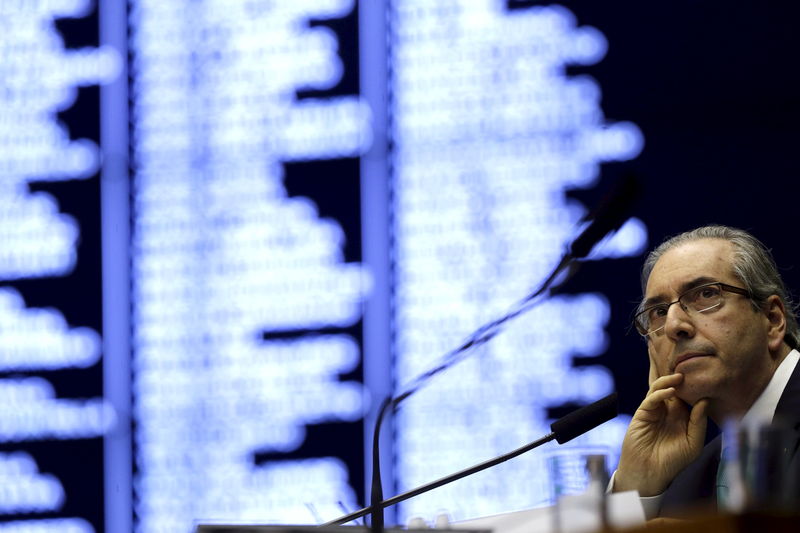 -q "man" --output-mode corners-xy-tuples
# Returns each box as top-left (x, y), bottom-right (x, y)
(612, 225), (800, 518)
